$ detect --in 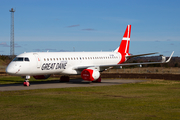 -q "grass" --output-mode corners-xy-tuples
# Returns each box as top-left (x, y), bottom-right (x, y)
(0, 80), (180, 120)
